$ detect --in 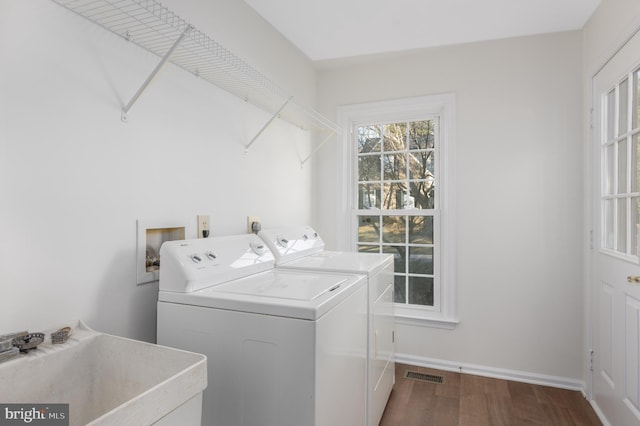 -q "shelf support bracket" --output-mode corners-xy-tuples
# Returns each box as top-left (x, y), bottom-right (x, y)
(300, 131), (336, 168)
(245, 96), (293, 152)
(121, 25), (193, 122)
